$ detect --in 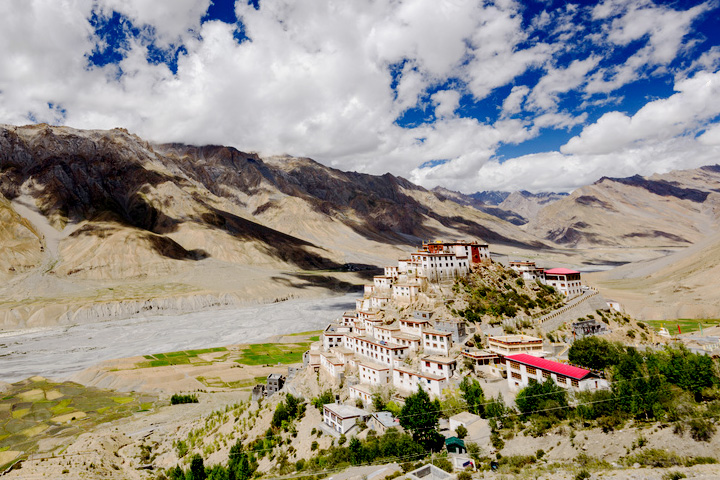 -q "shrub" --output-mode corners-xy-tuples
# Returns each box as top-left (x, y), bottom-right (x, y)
(574, 470), (590, 480)
(624, 449), (684, 468)
(689, 417), (716, 442)
(455, 425), (468, 439)
(170, 394), (199, 405)
(662, 472), (686, 480)
(457, 472), (472, 480)
(434, 457), (453, 473)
